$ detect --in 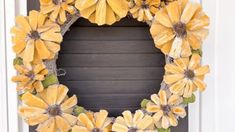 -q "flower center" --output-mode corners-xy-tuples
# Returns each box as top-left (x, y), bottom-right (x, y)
(47, 105), (61, 116)
(141, 1), (149, 9)
(30, 31), (40, 40)
(184, 69), (195, 80)
(173, 22), (187, 38)
(52, 0), (63, 5)
(128, 127), (138, 132)
(26, 71), (35, 79)
(92, 128), (101, 132)
(161, 105), (171, 115)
